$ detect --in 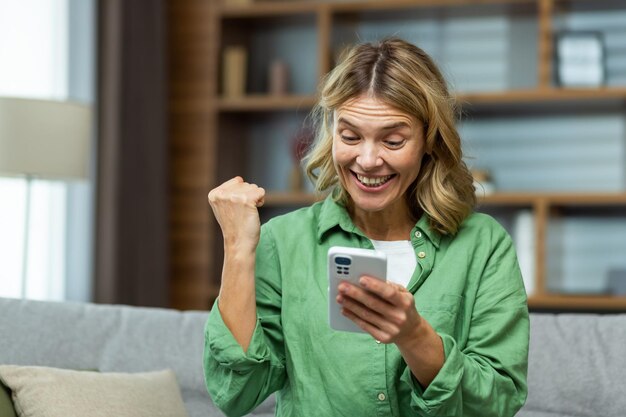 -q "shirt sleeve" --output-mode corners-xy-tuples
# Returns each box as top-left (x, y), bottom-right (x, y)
(401, 225), (529, 417)
(203, 224), (286, 417)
